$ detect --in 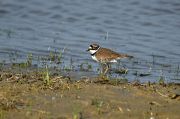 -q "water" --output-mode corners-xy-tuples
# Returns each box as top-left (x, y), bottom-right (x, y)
(0, 0), (180, 83)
